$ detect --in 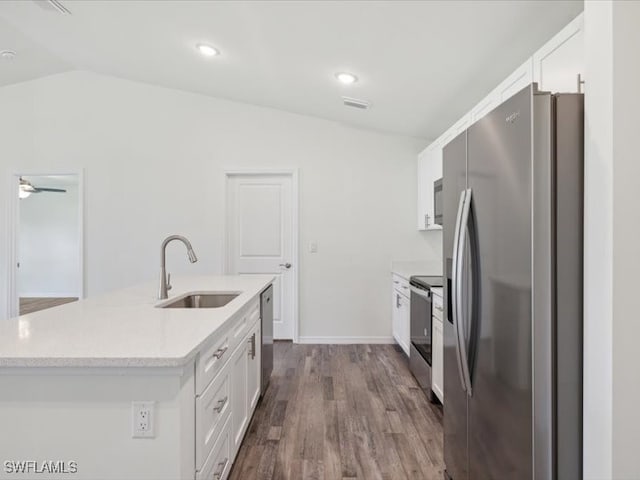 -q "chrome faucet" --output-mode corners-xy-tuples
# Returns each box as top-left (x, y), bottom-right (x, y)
(159, 235), (198, 300)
